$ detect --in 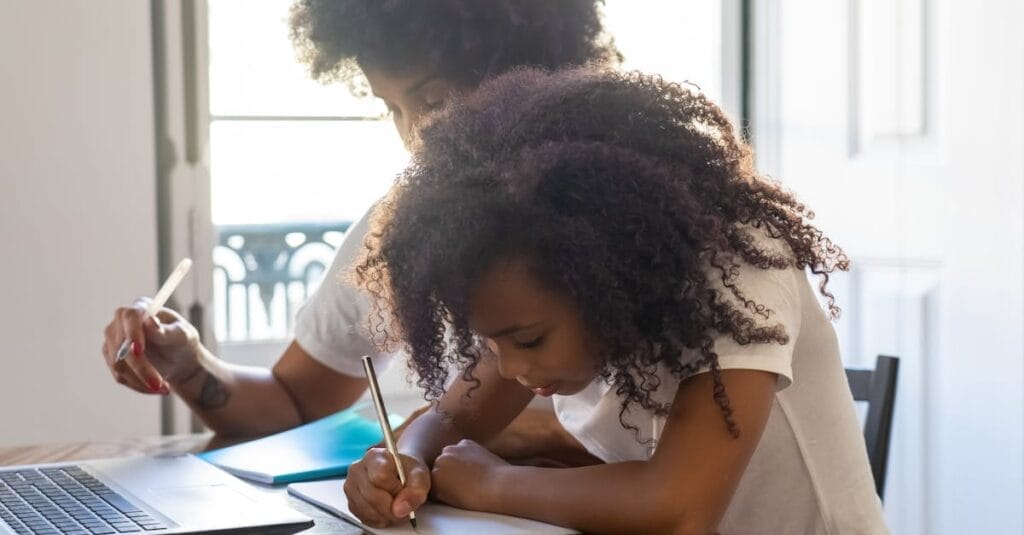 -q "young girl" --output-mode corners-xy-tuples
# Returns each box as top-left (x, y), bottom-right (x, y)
(347, 68), (888, 533)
